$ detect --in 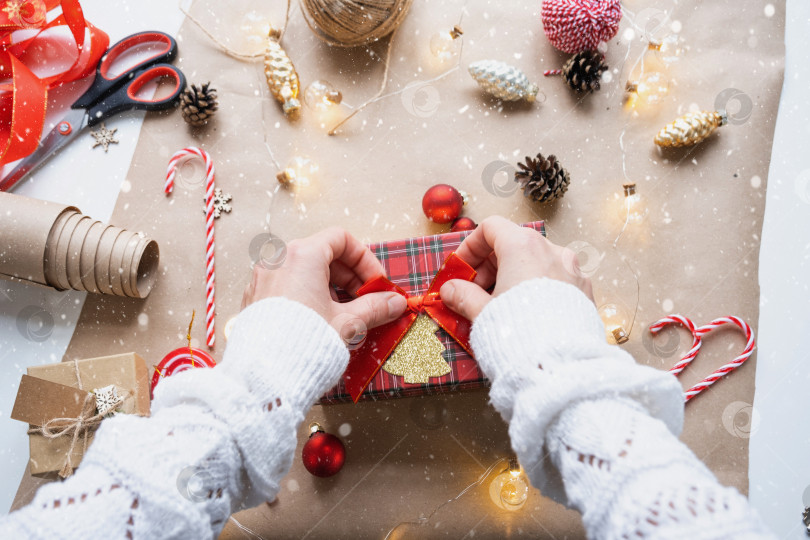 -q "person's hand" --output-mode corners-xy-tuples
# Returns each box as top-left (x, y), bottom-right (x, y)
(440, 216), (594, 321)
(241, 228), (407, 343)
